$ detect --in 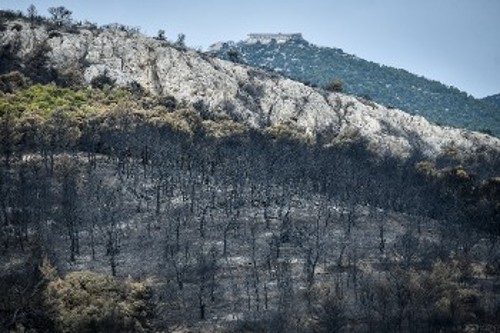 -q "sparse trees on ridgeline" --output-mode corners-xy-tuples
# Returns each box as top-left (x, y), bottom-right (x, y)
(47, 6), (72, 27)
(176, 33), (186, 49)
(157, 29), (166, 41)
